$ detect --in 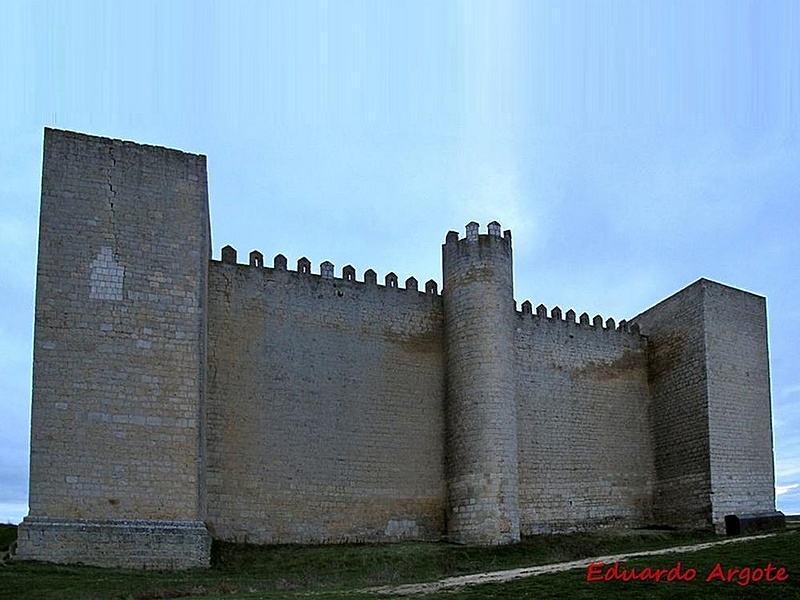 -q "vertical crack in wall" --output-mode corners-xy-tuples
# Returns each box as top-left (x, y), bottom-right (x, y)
(87, 143), (125, 301)
(107, 145), (120, 260)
